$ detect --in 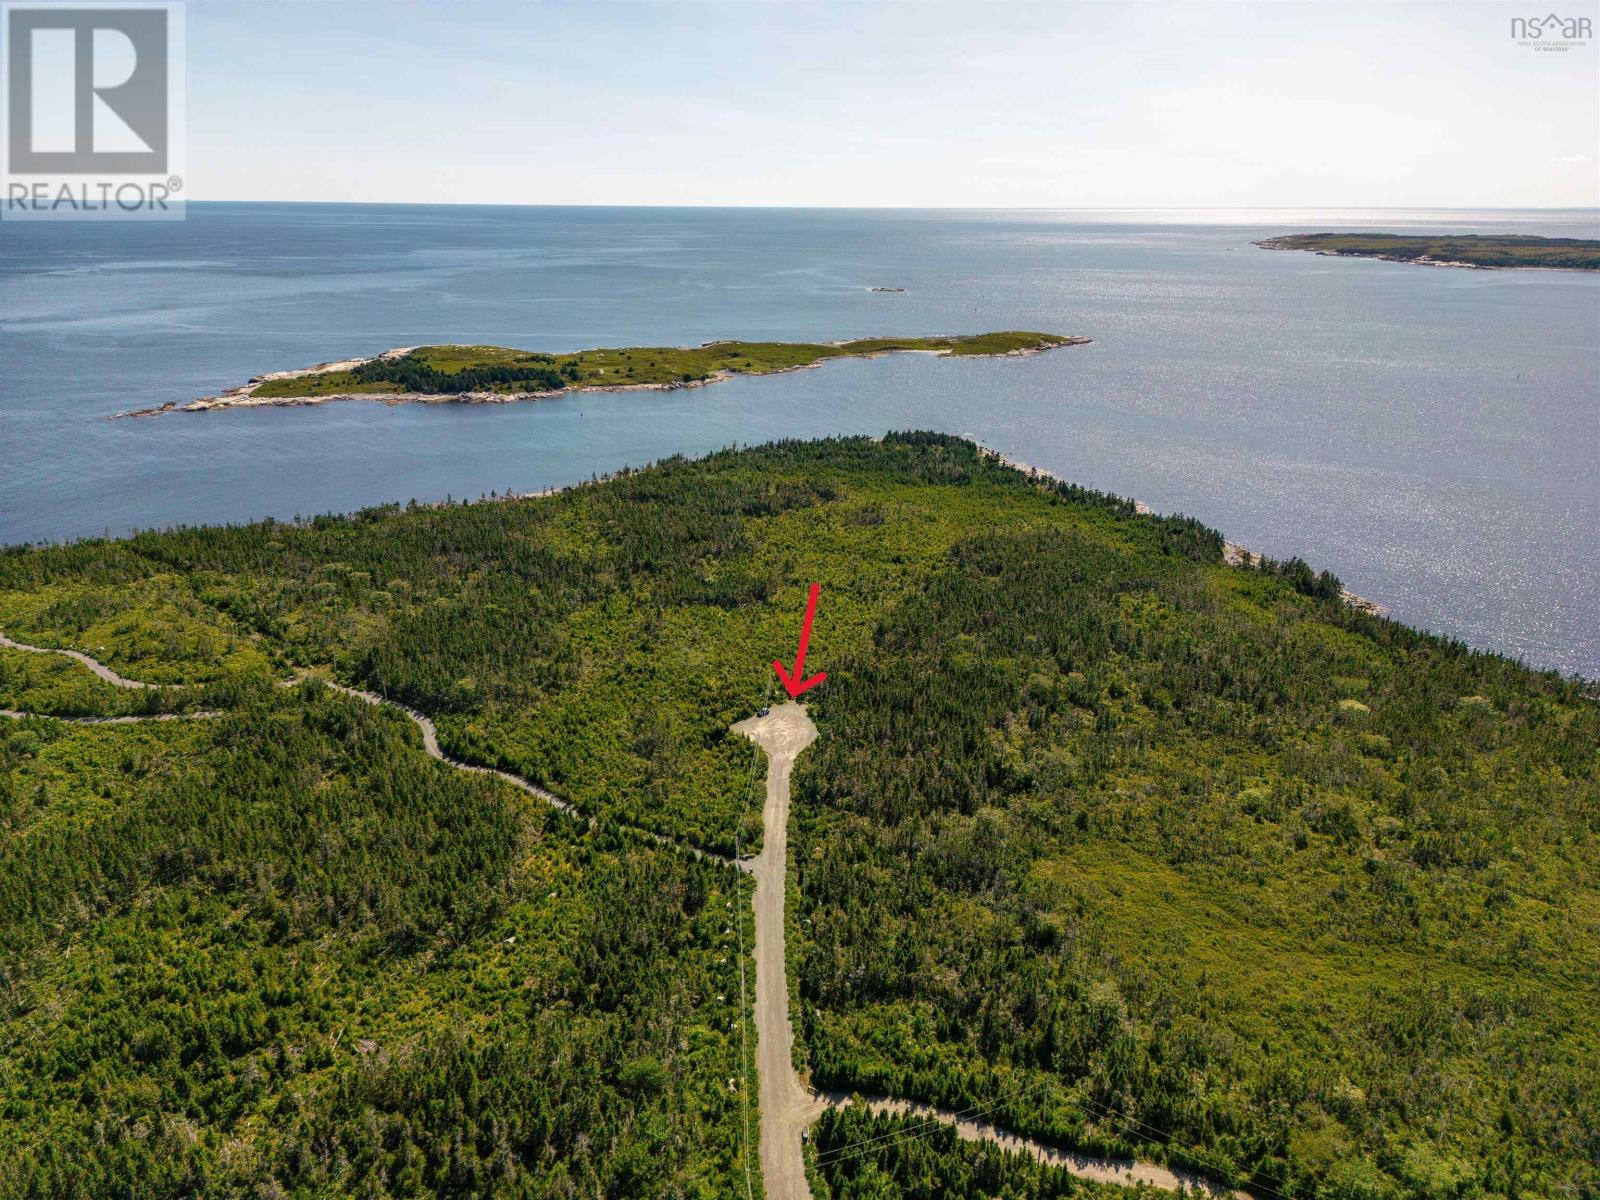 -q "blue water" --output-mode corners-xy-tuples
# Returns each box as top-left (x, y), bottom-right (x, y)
(2, 205), (1597, 676)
